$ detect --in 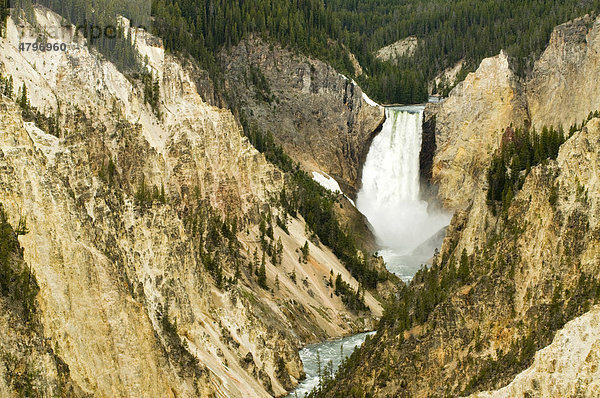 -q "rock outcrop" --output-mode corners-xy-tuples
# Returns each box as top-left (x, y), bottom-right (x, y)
(408, 17), (600, 393)
(428, 51), (528, 211)
(527, 15), (600, 131)
(429, 14), (600, 212)
(375, 37), (419, 62)
(429, 59), (466, 95)
(317, 105), (600, 398)
(0, 7), (383, 397)
(0, 205), (86, 397)
(219, 37), (384, 198)
(419, 111), (438, 200)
